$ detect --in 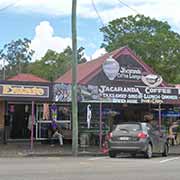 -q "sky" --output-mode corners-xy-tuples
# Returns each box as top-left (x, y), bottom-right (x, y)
(0, 0), (180, 62)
